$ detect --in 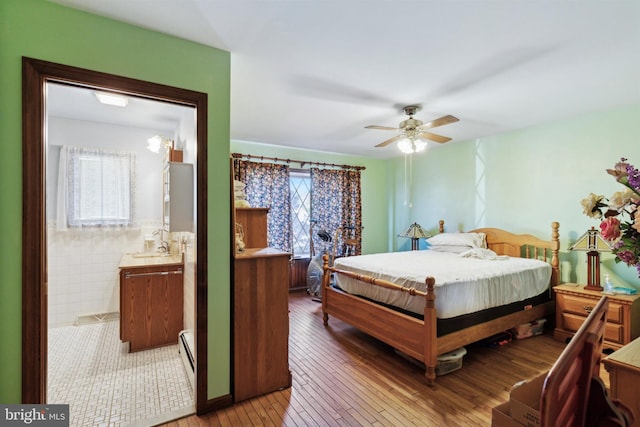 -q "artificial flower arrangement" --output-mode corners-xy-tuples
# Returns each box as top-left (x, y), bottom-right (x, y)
(580, 158), (640, 277)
